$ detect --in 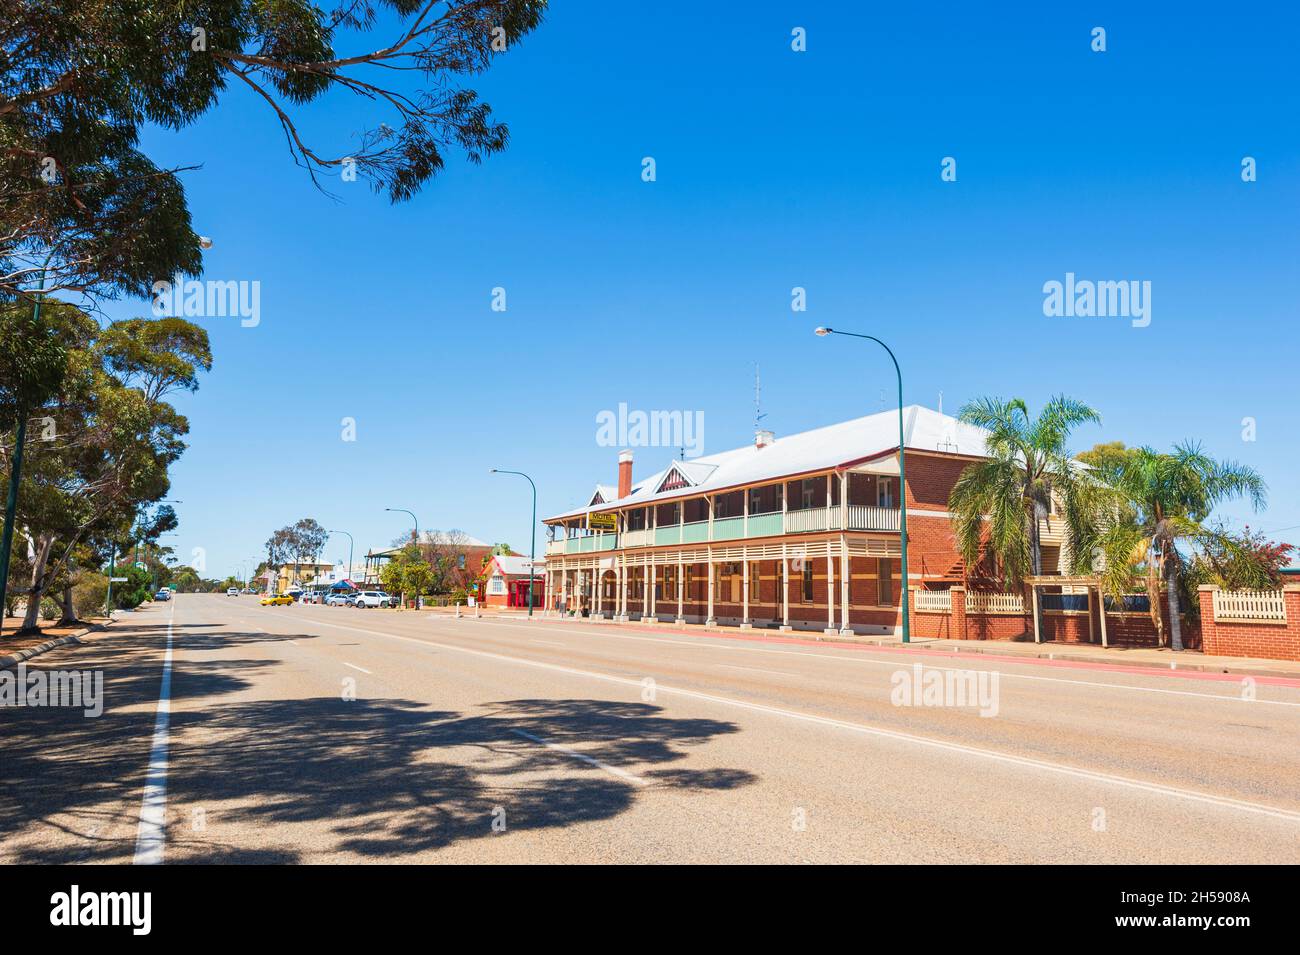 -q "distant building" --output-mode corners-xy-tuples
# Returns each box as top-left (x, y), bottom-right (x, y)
(481, 555), (546, 608)
(276, 561), (335, 593)
(363, 532), (499, 591)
